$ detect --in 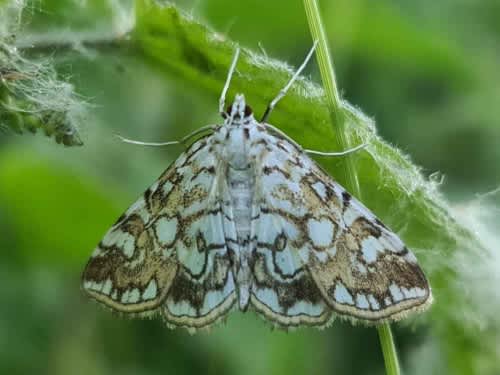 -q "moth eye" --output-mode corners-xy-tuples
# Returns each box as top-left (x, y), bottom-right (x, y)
(244, 105), (253, 117)
(224, 103), (253, 118)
